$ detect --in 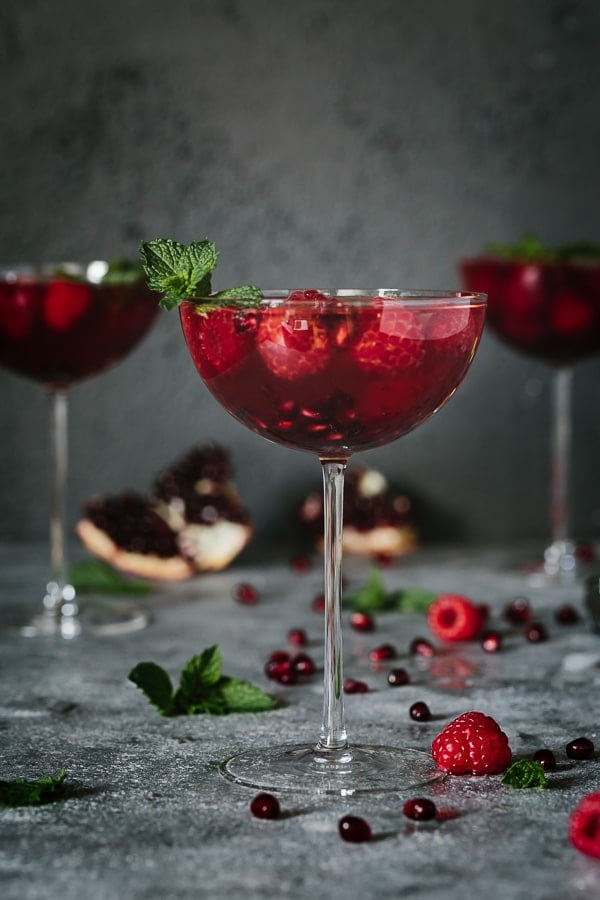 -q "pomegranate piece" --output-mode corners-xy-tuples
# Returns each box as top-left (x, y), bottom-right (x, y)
(291, 554), (311, 573)
(312, 593), (325, 613)
(338, 814), (372, 843)
(566, 737), (595, 760)
(291, 652), (316, 677)
(250, 792), (280, 819)
(287, 628), (308, 647)
(431, 710), (512, 775)
(481, 631), (502, 653)
(409, 637), (436, 657)
(533, 748), (557, 771)
(232, 582), (259, 605)
(504, 596), (531, 625)
(349, 611), (375, 632)
(387, 667), (410, 687)
(427, 593), (484, 642)
(403, 797), (437, 821)
(343, 678), (369, 694)
(524, 622), (548, 643)
(554, 604), (580, 625)
(409, 701), (431, 722)
(368, 643), (397, 663)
